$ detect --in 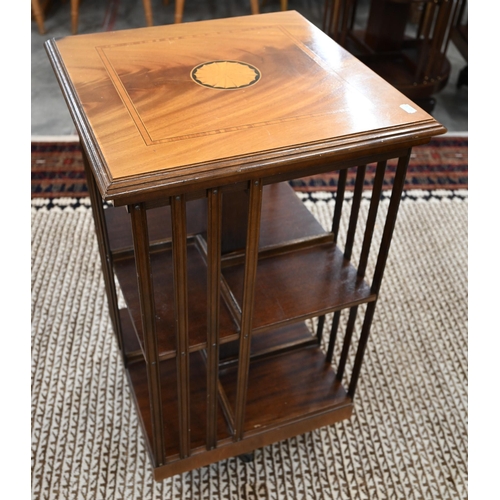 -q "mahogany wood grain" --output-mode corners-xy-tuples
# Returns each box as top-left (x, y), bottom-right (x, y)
(349, 152), (411, 398)
(149, 394), (352, 481)
(111, 181), (325, 360)
(336, 306), (358, 382)
(326, 310), (341, 364)
(219, 318), (316, 366)
(357, 160), (387, 277)
(344, 164), (366, 260)
(170, 195), (191, 458)
(45, 11), (445, 205)
(82, 149), (125, 360)
(105, 183), (324, 253)
(105, 199), (207, 253)
(234, 180), (263, 440)
(119, 308), (143, 366)
(332, 168), (347, 240)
